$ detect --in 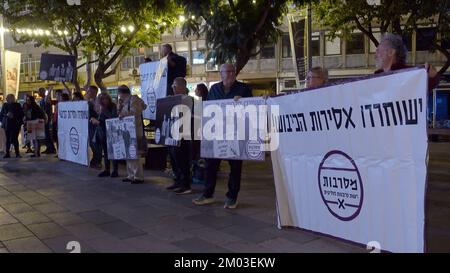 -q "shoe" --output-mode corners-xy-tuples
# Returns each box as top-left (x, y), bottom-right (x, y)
(166, 183), (180, 190)
(122, 178), (133, 183)
(192, 195), (215, 206)
(110, 171), (119, 178)
(25, 149), (34, 154)
(3, 154), (10, 159)
(15, 154), (22, 158)
(43, 150), (55, 154)
(98, 170), (110, 177)
(224, 198), (238, 209)
(132, 179), (144, 184)
(174, 187), (192, 195)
